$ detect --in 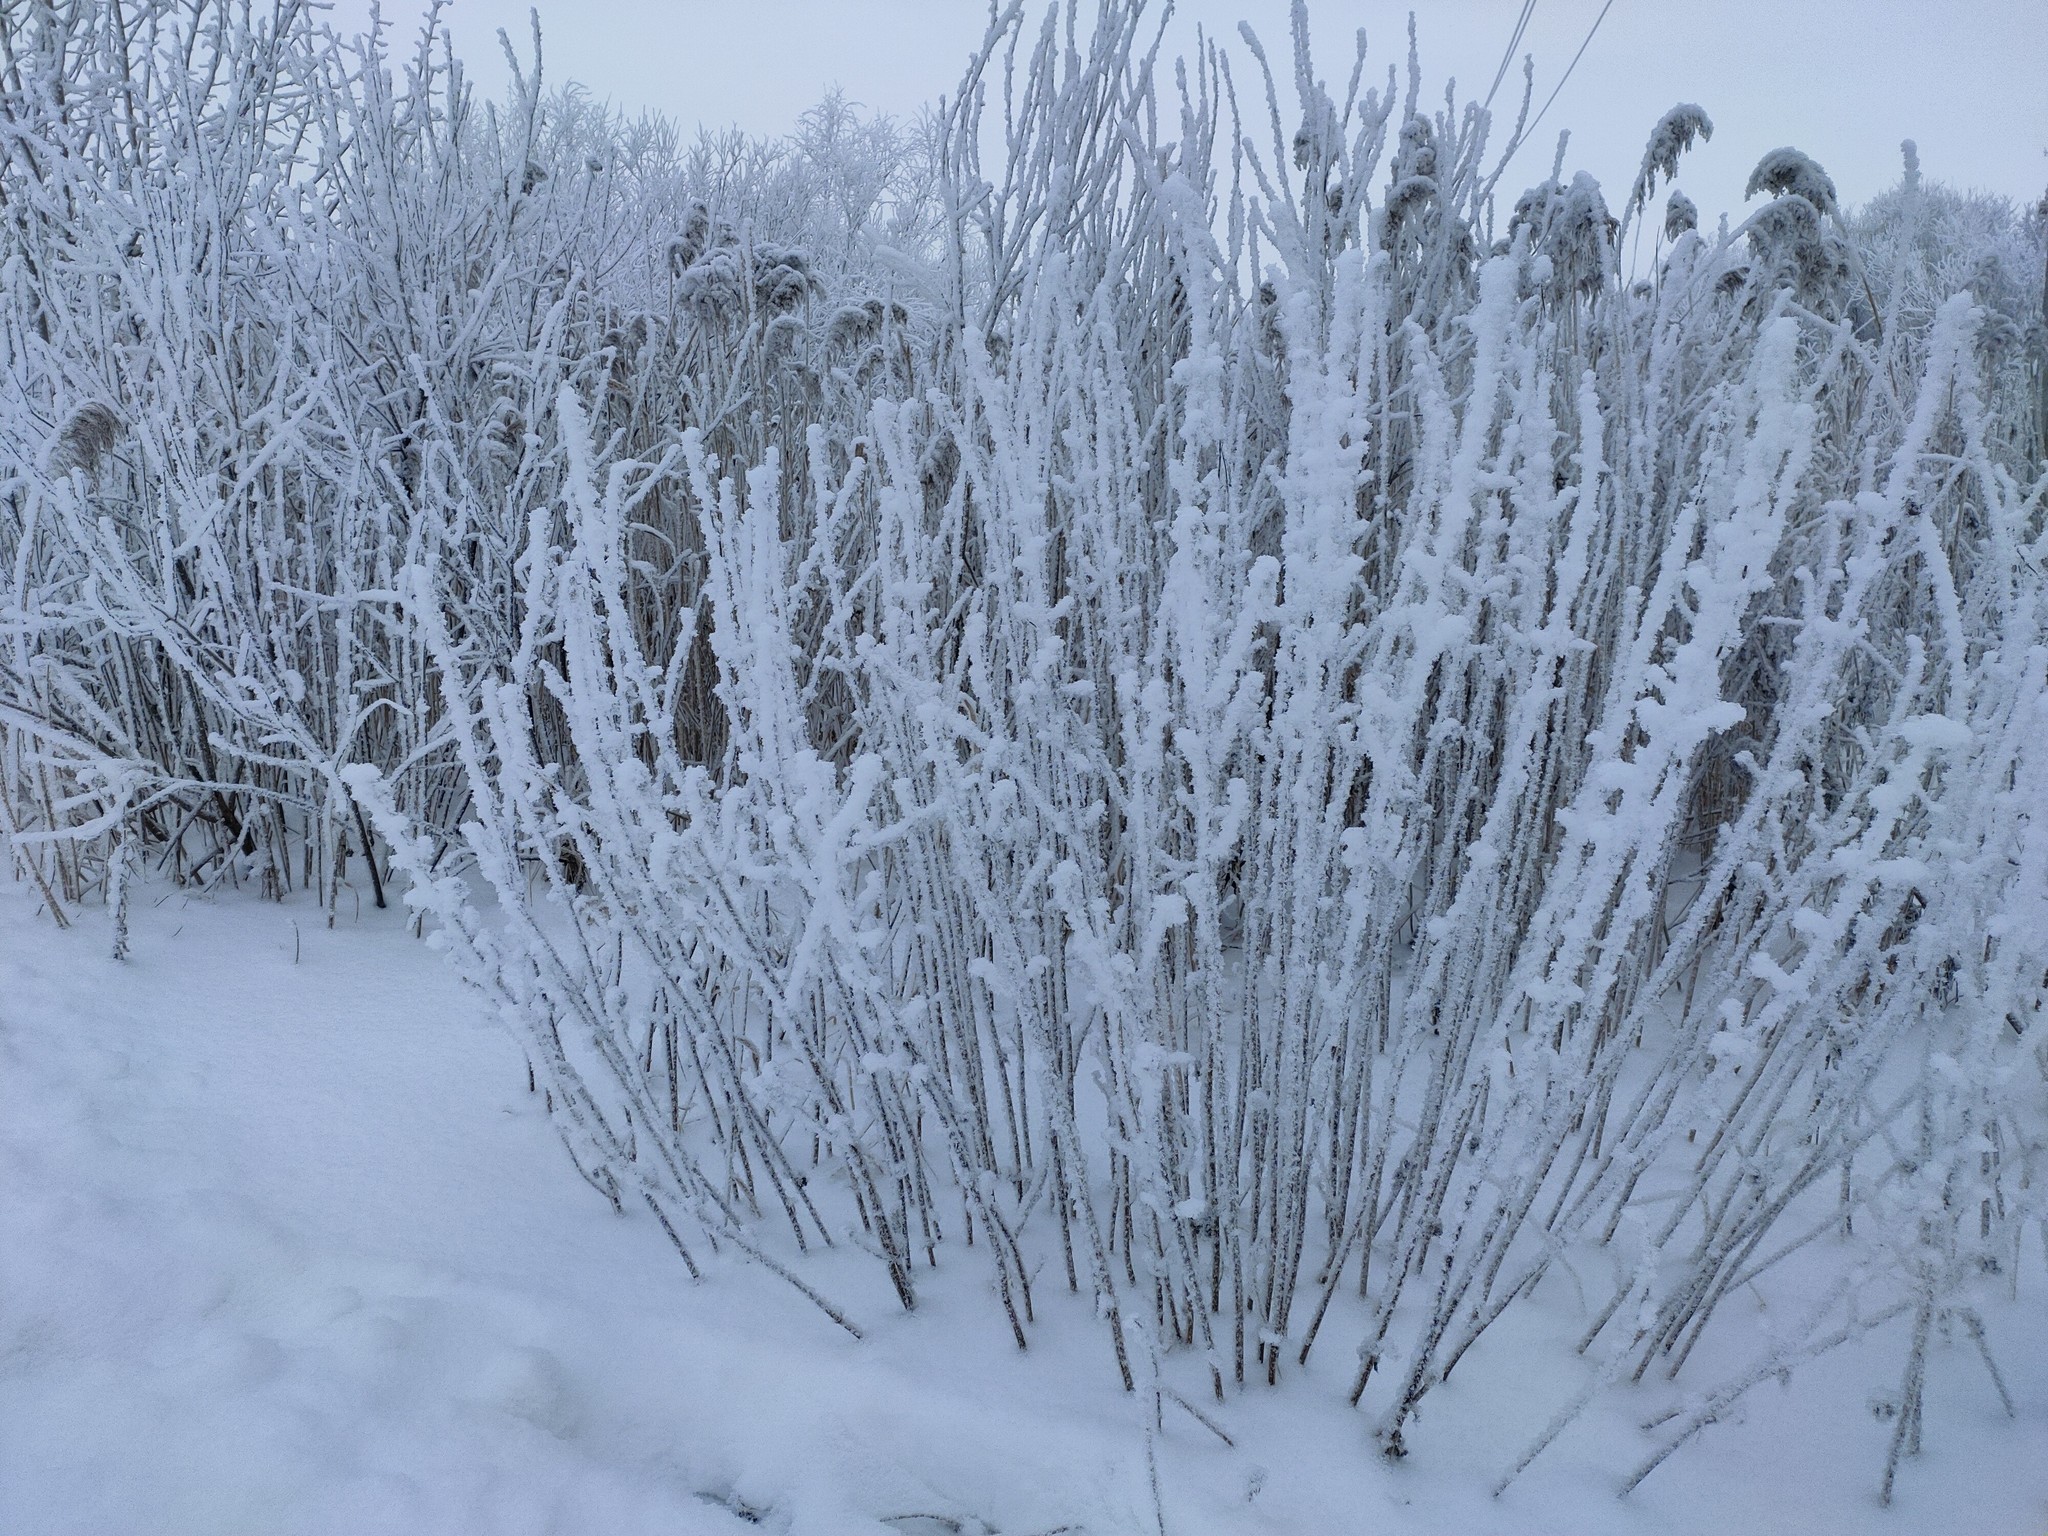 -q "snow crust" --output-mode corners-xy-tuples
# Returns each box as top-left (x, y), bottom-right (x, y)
(4, 882), (2041, 1534)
